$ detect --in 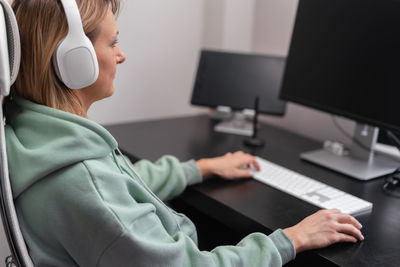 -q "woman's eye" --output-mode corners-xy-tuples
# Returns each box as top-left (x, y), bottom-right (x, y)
(112, 39), (119, 47)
